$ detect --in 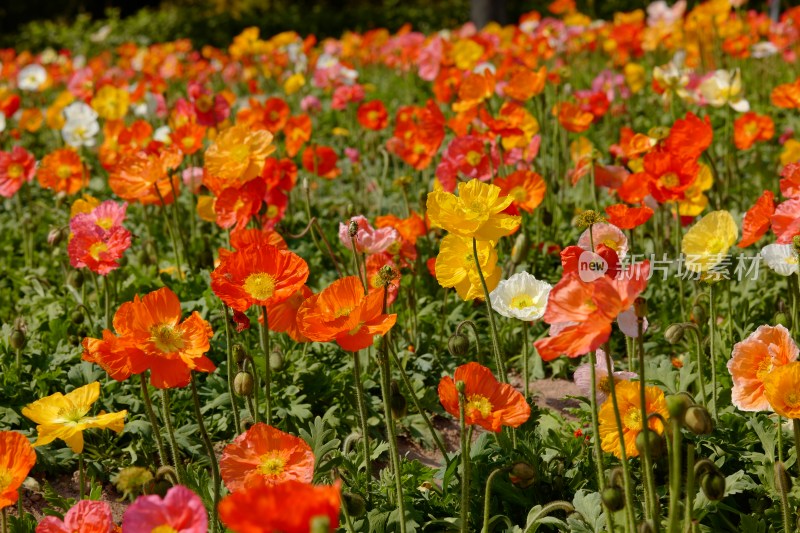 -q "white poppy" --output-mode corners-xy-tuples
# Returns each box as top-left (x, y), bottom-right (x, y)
(699, 69), (750, 112)
(17, 64), (47, 91)
(61, 102), (100, 148)
(761, 243), (799, 276)
(0, 112), (5, 134)
(489, 271), (552, 322)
